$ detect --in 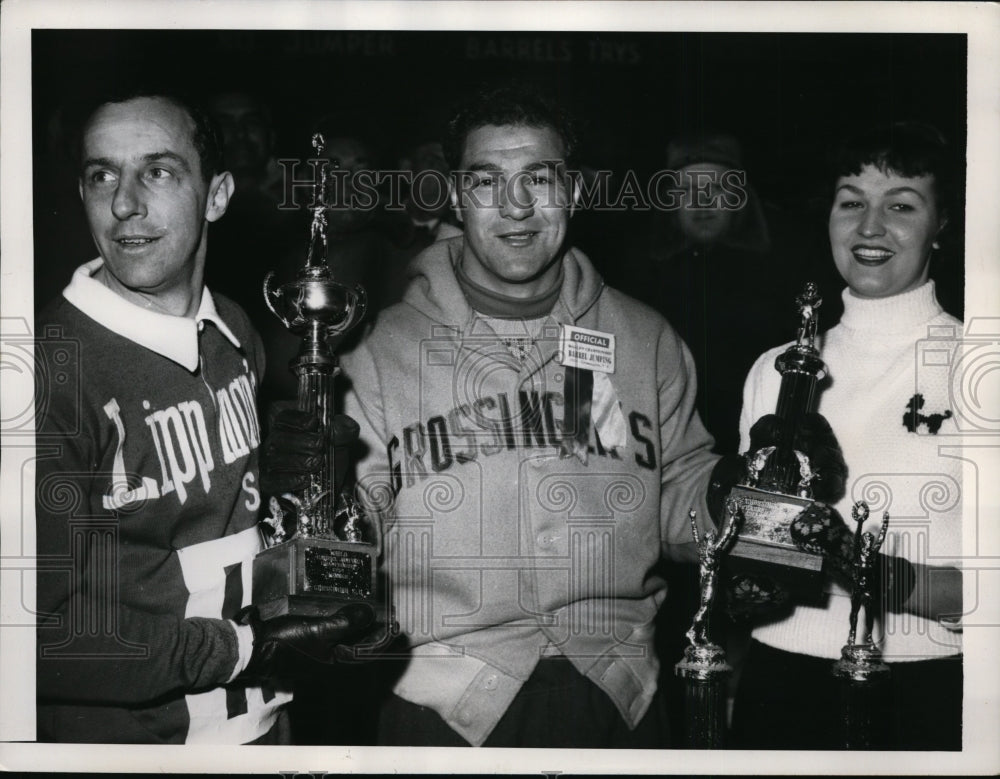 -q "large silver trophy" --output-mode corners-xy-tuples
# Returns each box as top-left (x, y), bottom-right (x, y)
(727, 282), (828, 581)
(252, 133), (379, 625)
